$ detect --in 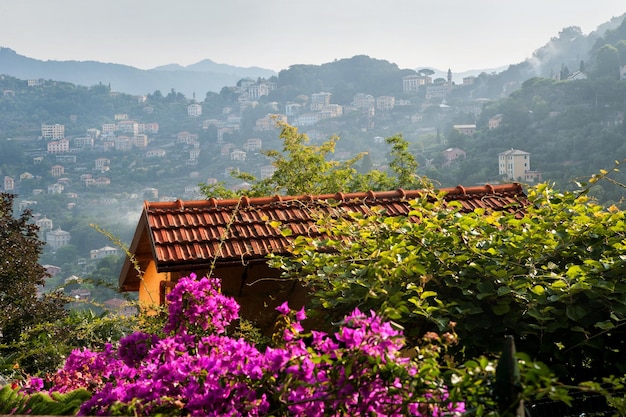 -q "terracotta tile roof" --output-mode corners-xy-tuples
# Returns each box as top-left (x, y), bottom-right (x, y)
(119, 183), (527, 290)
